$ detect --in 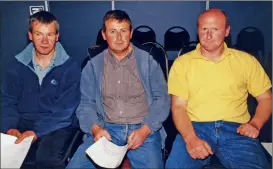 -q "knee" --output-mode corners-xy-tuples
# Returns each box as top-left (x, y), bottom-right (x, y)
(165, 153), (181, 168)
(35, 153), (65, 168)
